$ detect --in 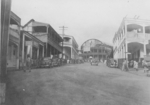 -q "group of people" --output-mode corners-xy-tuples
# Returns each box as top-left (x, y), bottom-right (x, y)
(122, 59), (150, 74)
(122, 60), (138, 71)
